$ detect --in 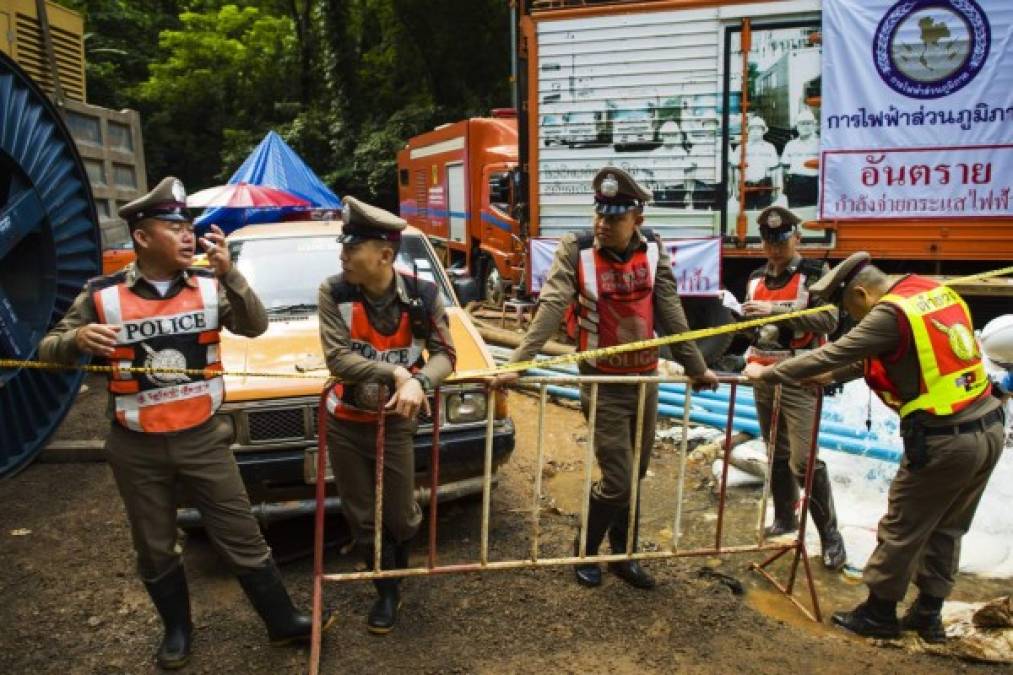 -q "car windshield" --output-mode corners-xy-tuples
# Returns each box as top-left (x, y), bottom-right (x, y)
(229, 233), (454, 314)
